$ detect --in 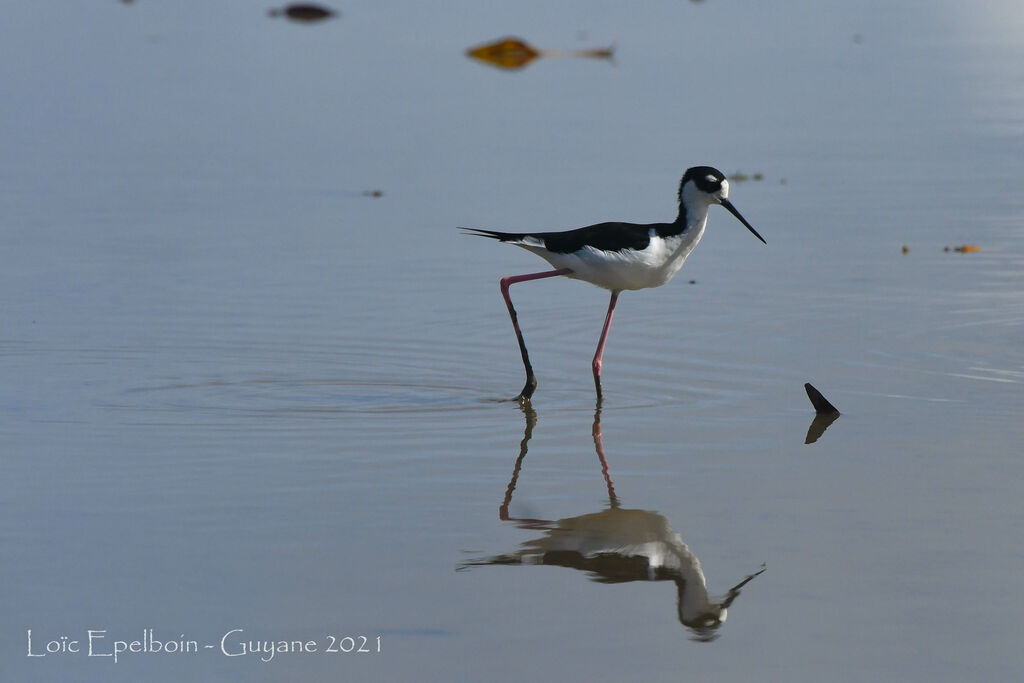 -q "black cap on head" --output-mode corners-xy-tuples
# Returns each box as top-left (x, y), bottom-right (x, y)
(681, 166), (727, 194)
